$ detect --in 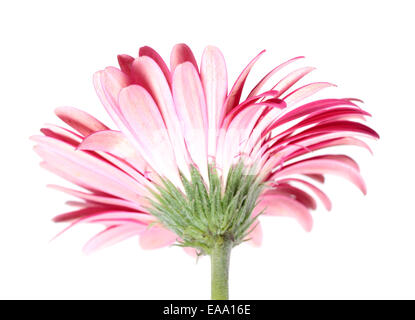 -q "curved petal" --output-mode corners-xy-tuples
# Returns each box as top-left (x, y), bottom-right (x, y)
(223, 50), (266, 117)
(49, 184), (143, 212)
(170, 43), (198, 72)
(83, 225), (145, 254)
(139, 226), (177, 249)
(248, 56), (305, 98)
(55, 106), (109, 136)
(273, 158), (367, 195)
(117, 54), (135, 76)
(78, 130), (148, 173)
(255, 194), (313, 231)
(247, 222), (263, 247)
(272, 66), (315, 97)
(283, 82), (336, 106)
(276, 178), (332, 211)
(33, 135), (148, 202)
(139, 46), (172, 87)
